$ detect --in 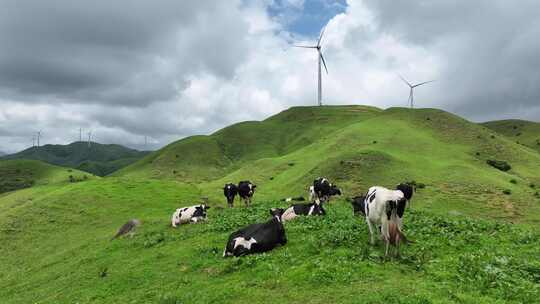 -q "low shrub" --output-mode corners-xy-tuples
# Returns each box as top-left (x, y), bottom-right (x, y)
(486, 159), (511, 171)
